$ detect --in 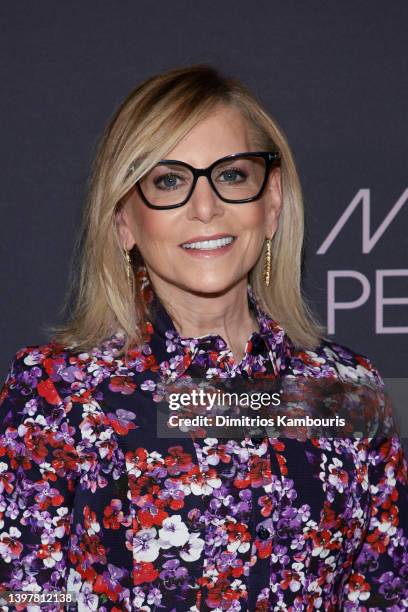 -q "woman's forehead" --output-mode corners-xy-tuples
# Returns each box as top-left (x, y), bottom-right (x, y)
(163, 106), (252, 165)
